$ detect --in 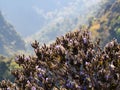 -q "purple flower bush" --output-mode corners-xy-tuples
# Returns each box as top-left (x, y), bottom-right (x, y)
(0, 30), (120, 90)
